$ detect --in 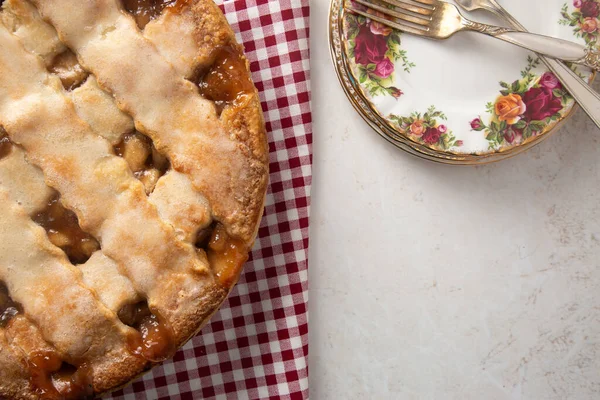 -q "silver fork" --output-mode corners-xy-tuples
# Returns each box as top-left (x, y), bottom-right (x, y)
(454, 0), (600, 129)
(346, 0), (600, 71)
